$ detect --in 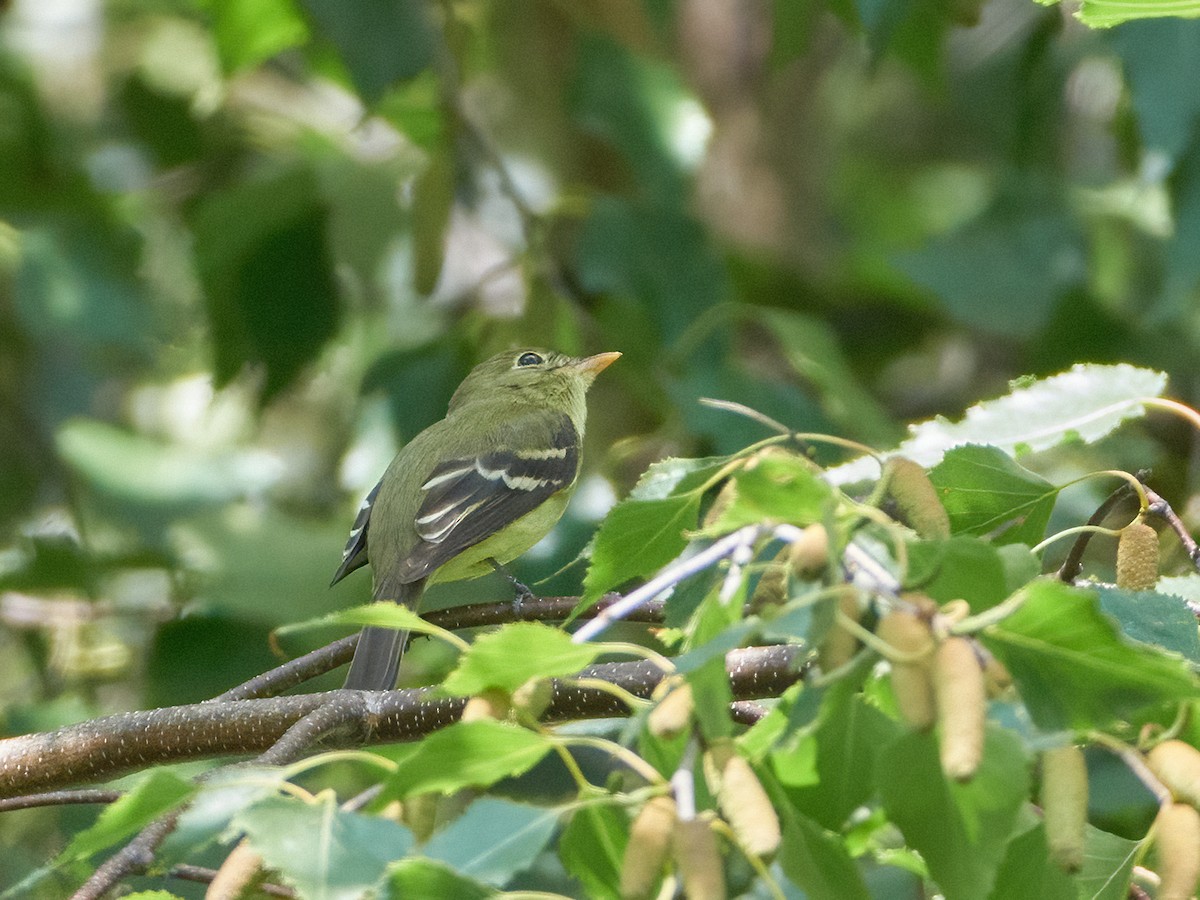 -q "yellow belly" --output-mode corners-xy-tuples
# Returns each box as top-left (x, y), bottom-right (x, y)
(428, 490), (571, 584)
